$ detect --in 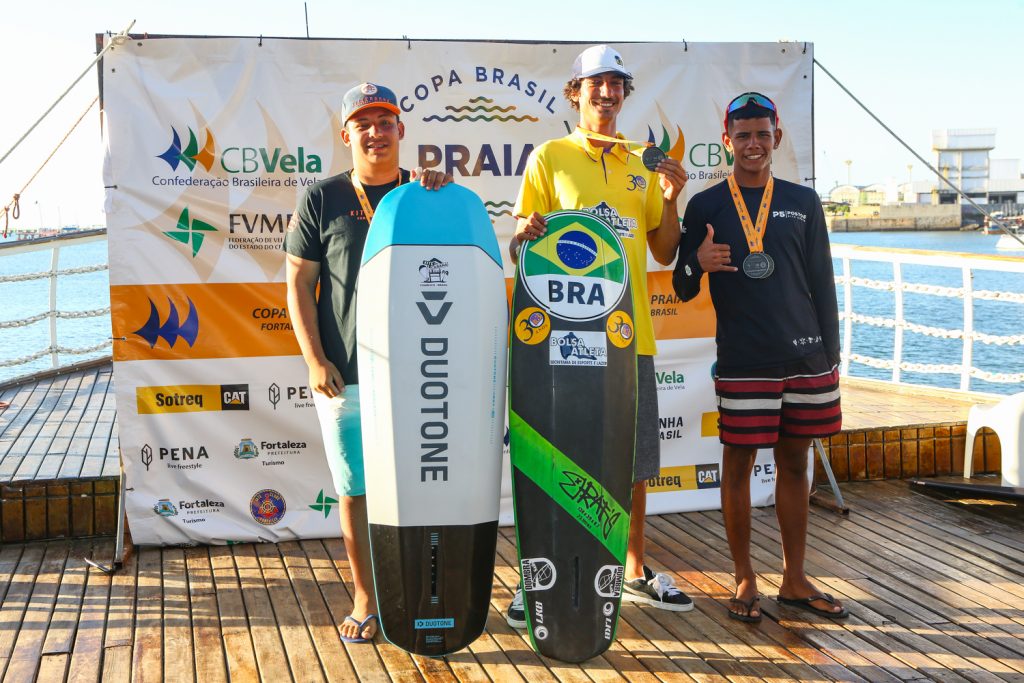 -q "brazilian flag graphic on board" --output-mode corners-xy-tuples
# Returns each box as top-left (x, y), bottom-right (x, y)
(520, 211), (629, 322)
